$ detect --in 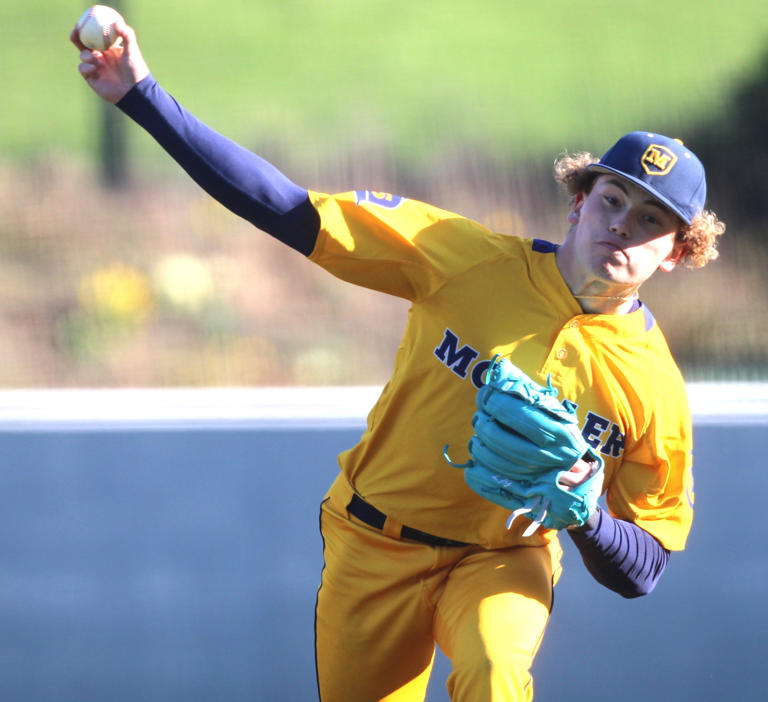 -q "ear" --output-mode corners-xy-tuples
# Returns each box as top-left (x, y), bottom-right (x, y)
(567, 192), (585, 224)
(658, 240), (686, 273)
